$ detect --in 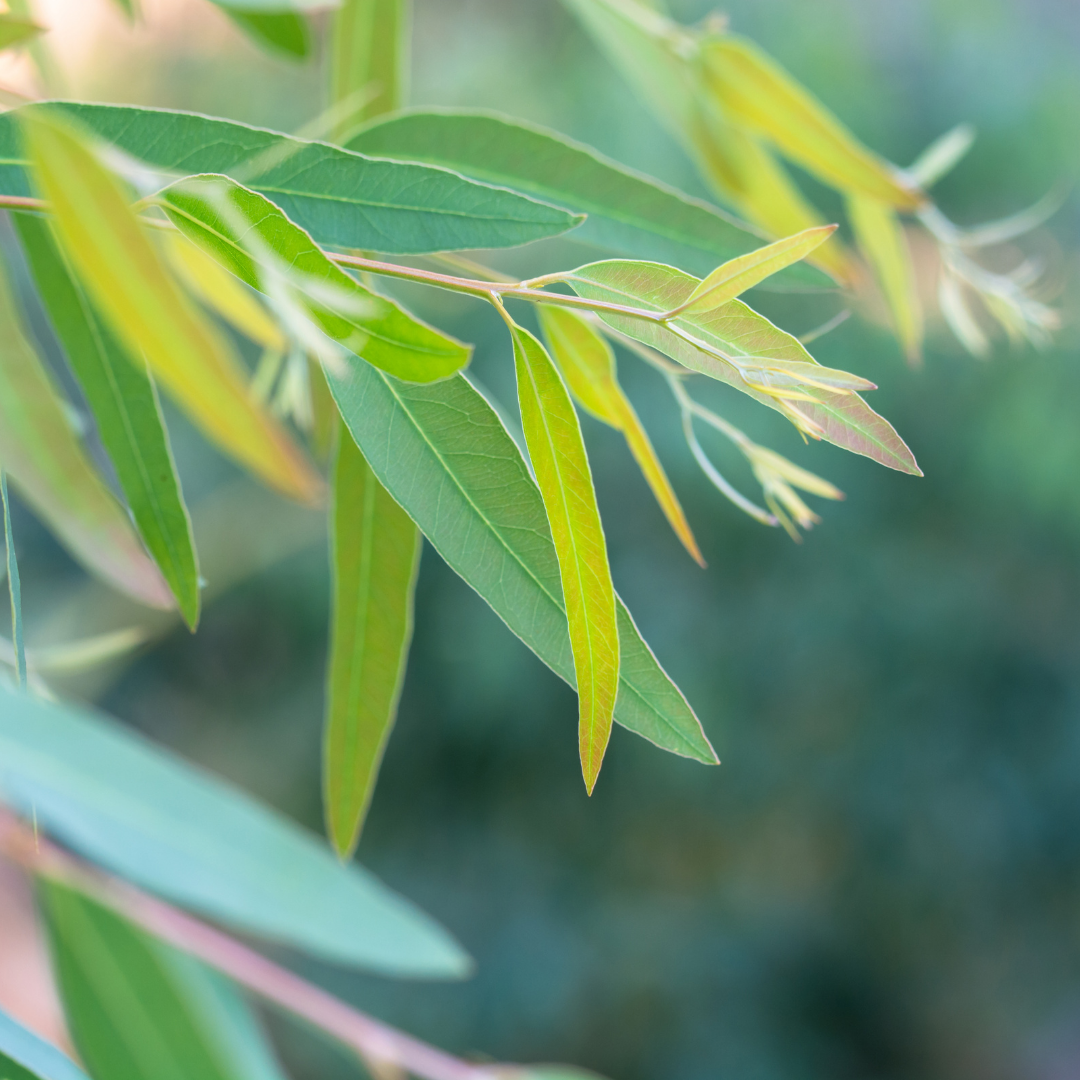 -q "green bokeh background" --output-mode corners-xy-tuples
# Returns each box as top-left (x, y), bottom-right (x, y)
(13, 1), (1080, 1078)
